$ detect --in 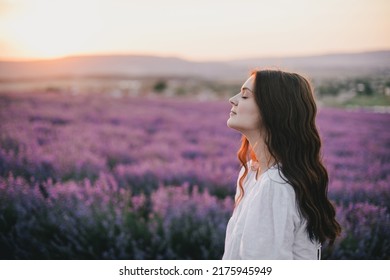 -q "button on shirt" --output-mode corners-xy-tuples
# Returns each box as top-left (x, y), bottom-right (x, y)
(223, 165), (321, 260)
